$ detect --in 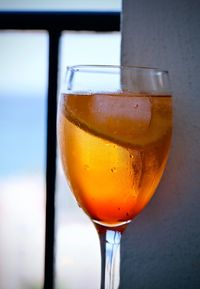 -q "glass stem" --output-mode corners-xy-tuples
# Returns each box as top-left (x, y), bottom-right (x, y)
(98, 229), (122, 289)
